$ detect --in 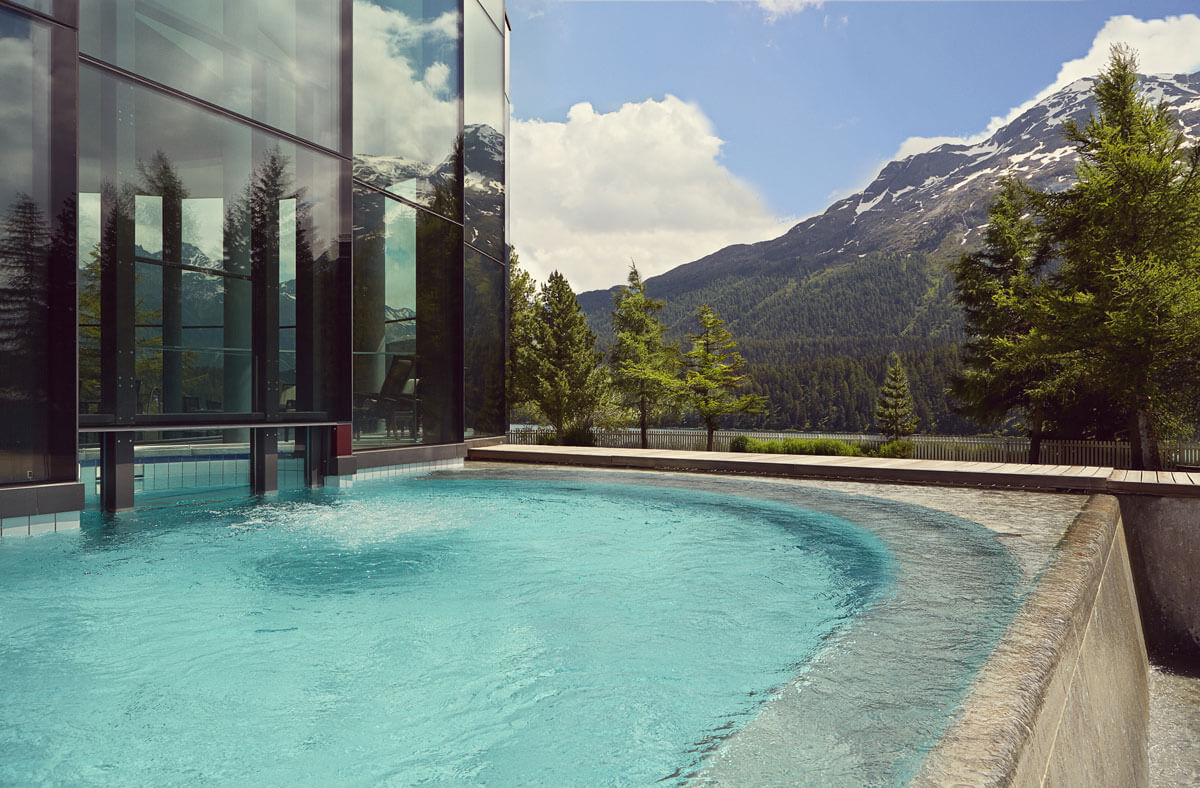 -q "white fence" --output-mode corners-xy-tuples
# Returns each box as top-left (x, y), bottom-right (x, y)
(505, 427), (1200, 470)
